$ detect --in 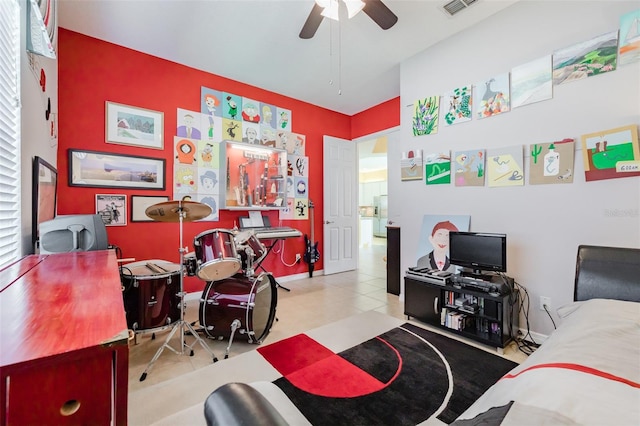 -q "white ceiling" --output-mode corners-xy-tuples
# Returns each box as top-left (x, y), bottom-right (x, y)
(57, 0), (519, 116)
